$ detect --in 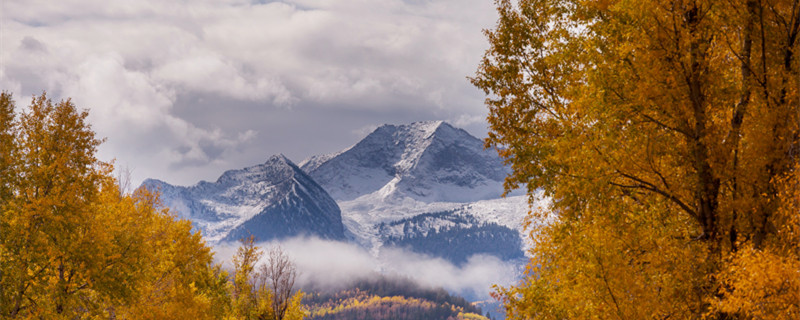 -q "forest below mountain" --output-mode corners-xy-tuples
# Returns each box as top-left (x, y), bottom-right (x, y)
(303, 276), (491, 320)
